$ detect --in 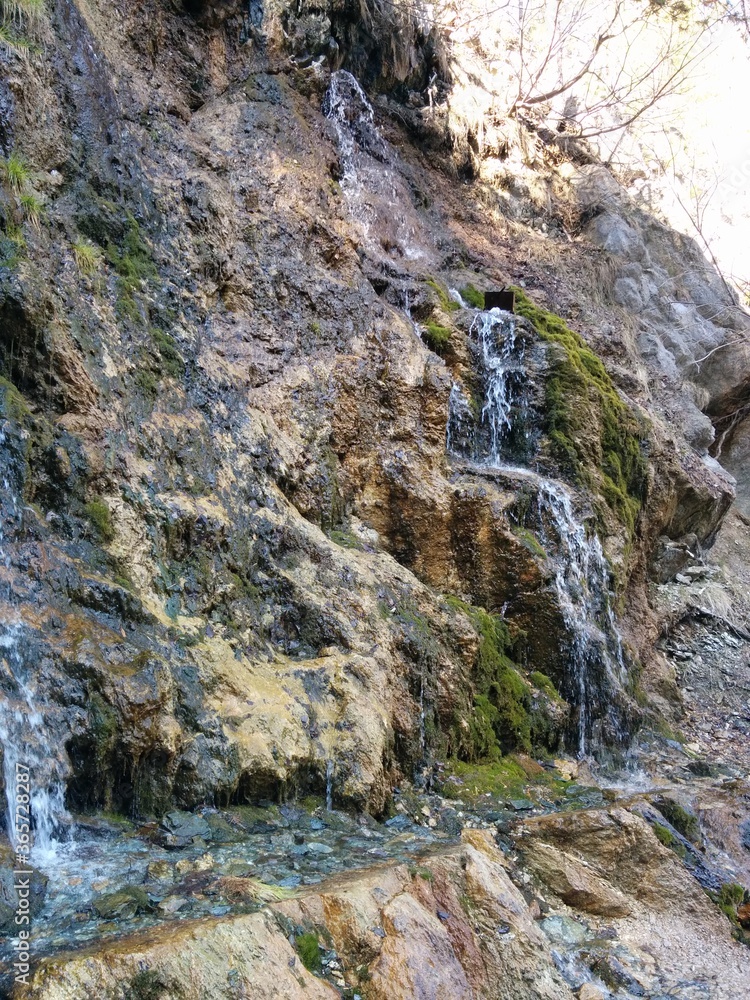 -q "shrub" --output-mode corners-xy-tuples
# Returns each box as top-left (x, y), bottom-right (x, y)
(3, 151), (30, 193)
(20, 192), (42, 230)
(73, 239), (103, 275)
